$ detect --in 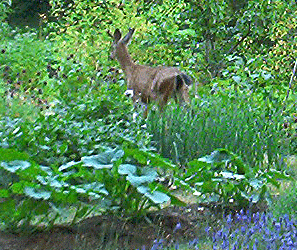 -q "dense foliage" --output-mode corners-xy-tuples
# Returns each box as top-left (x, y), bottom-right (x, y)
(0, 1), (296, 249)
